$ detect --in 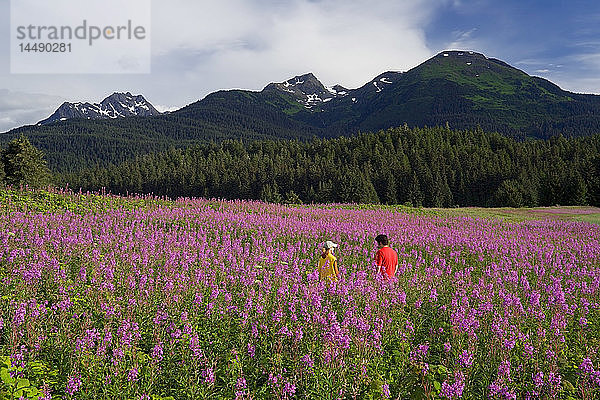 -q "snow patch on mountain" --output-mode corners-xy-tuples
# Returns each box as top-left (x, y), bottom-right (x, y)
(265, 73), (349, 109)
